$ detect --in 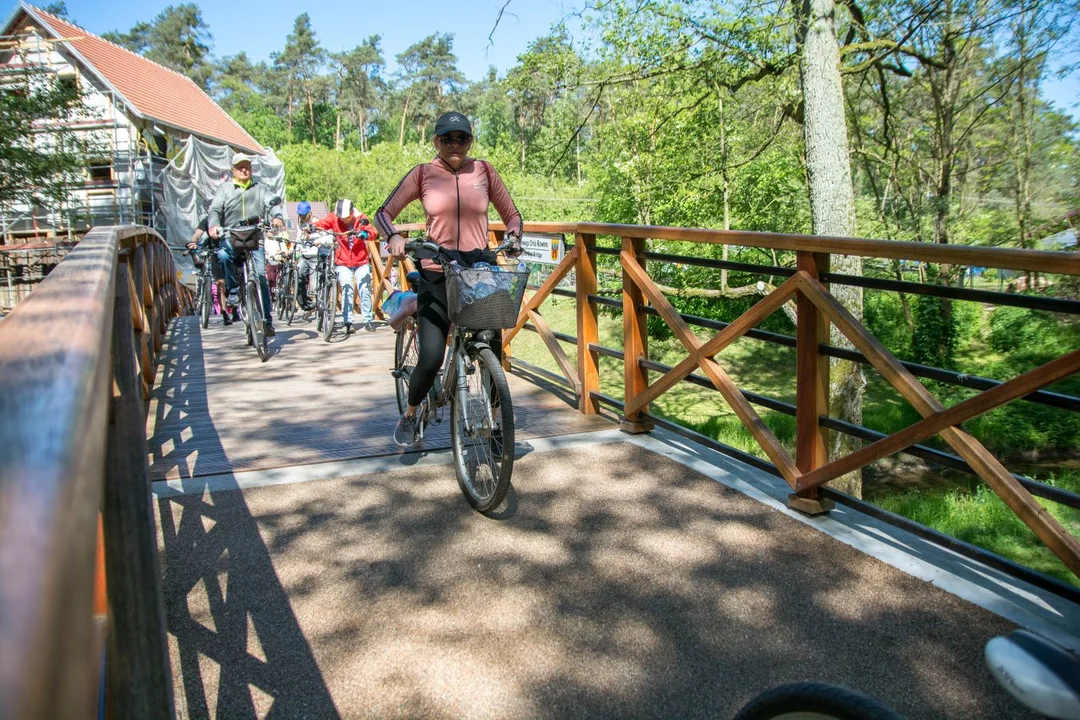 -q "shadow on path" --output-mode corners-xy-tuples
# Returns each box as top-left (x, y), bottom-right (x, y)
(153, 320), (339, 718)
